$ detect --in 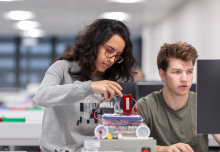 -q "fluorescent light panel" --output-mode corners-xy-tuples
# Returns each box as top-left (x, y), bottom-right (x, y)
(15, 21), (39, 30)
(23, 29), (45, 38)
(0, 0), (23, 1)
(107, 0), (145, 3)
(22, 38), (38, 46)
(4, 10), (34, 20)
(100, 12), (130, 21)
